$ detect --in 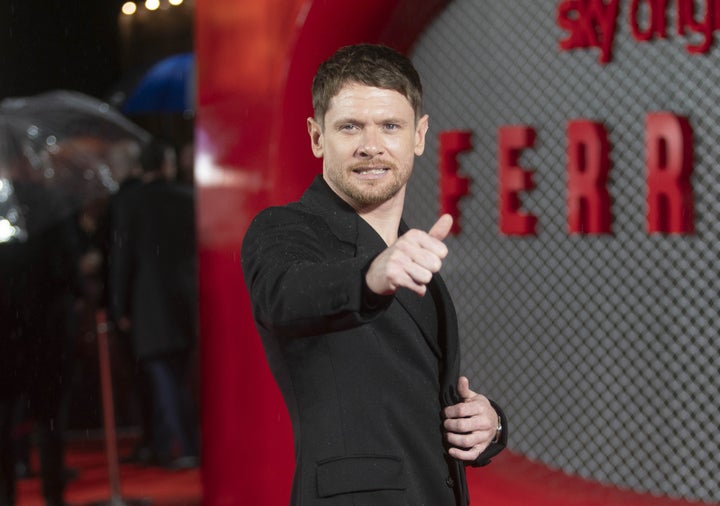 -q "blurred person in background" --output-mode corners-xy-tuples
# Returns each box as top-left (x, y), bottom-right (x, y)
(0, 174), (77, 506)
(108, 139), (199, 469)
(105, 140), (156, 464)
